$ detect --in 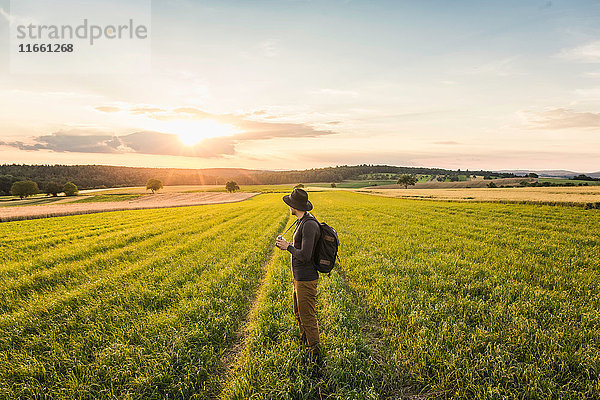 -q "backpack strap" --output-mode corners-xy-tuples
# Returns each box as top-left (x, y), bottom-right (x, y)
(282, 218), (299, 237)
